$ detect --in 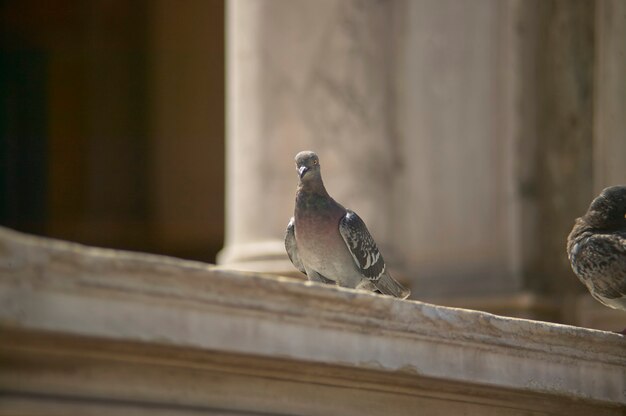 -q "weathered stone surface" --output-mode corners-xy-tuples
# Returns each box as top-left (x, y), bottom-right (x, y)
(0, 226), (624, 414)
